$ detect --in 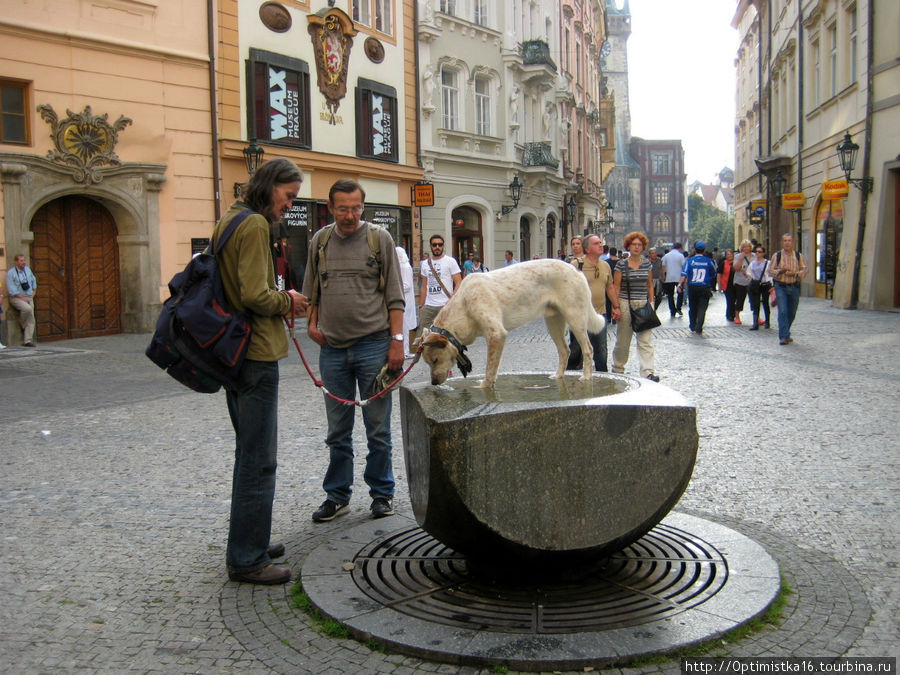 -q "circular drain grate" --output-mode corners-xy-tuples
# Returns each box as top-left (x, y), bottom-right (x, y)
(351, 523), (728, 633)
